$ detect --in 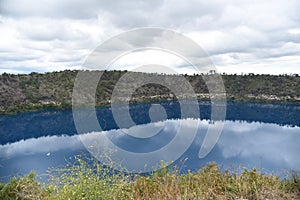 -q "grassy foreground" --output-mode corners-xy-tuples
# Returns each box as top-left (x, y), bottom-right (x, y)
(0, 156), (299, 200)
